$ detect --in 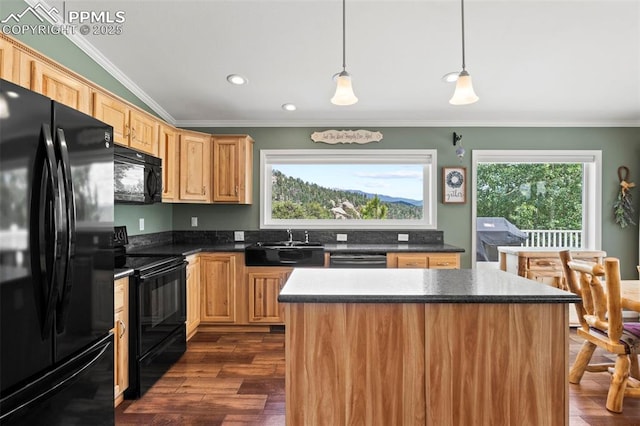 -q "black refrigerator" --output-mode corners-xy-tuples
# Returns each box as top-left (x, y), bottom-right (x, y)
(0, 79), (115, 425)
